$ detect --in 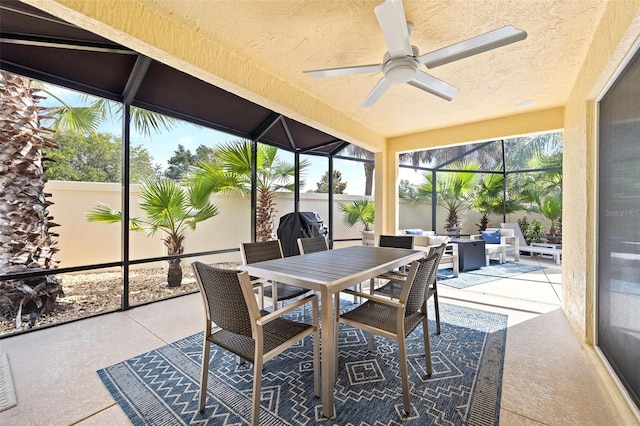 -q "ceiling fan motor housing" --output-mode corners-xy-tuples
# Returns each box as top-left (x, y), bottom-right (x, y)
(382, 46), (420, 84)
